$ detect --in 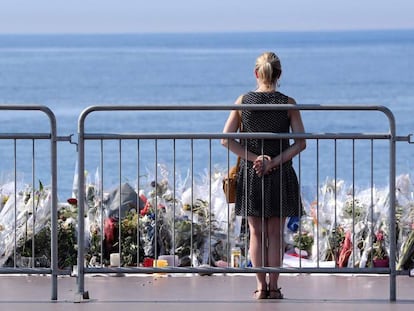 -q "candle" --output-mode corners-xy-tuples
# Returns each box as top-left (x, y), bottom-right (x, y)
(153, 259), (168, 267)
(110, 253), (120, 267)
(158, 255), (179, 267)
